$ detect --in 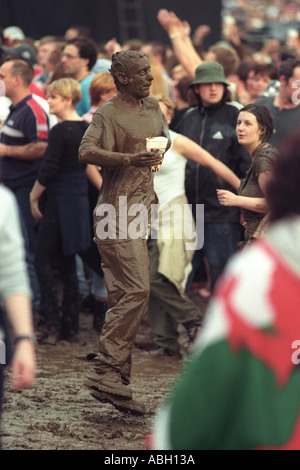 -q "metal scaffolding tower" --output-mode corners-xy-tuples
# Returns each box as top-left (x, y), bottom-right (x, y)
(116, 0), (147, 42)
